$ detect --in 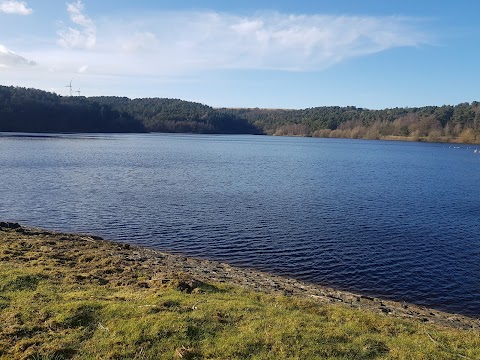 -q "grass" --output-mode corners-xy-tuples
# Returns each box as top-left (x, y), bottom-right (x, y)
(0, 227), (479, 359)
